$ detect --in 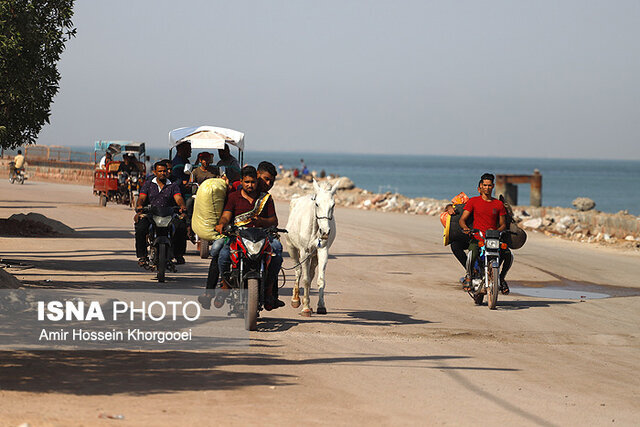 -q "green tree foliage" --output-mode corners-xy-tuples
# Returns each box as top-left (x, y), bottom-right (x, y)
(0, 0), (76, 150)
